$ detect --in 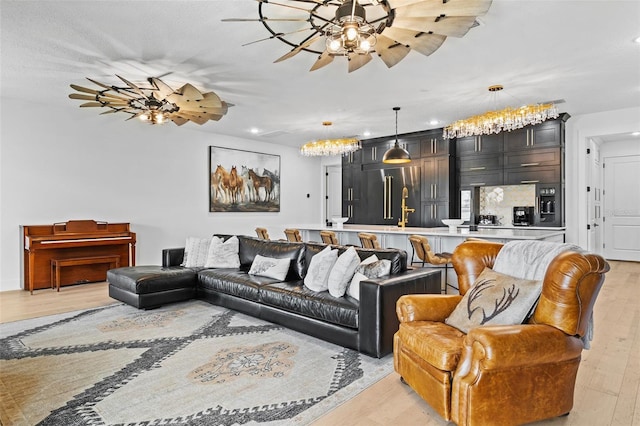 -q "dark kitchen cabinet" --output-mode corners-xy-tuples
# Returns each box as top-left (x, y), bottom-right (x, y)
(420, 130), (450, 157)
(459, 169), (504, 187)
(361, 140), (391, 164)
(504, 165), (560, 185)
(458, 154), (503, 174)
(422, 201), (449, 227)
(503, 120), (562, 151)
(503, 147), (561, 169)
(341, 161), (362, 223)
(456, 133), (503, 156)
(422, 157), (451, 202)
